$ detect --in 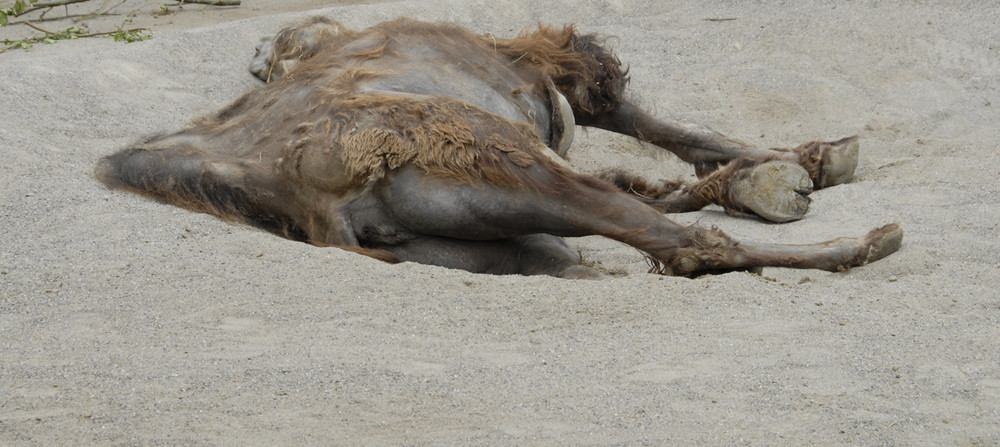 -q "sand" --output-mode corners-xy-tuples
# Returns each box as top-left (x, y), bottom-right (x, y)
(1, 0), (998, 444)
